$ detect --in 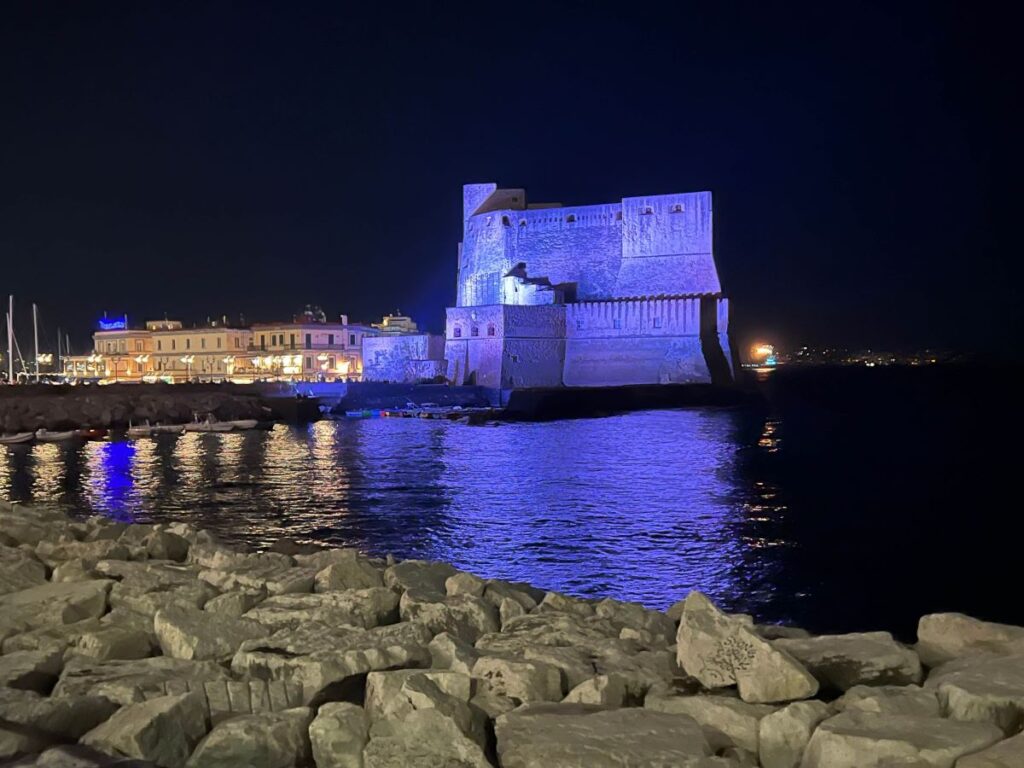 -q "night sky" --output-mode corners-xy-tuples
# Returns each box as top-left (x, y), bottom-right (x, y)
(1, 1), (1018, 356)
